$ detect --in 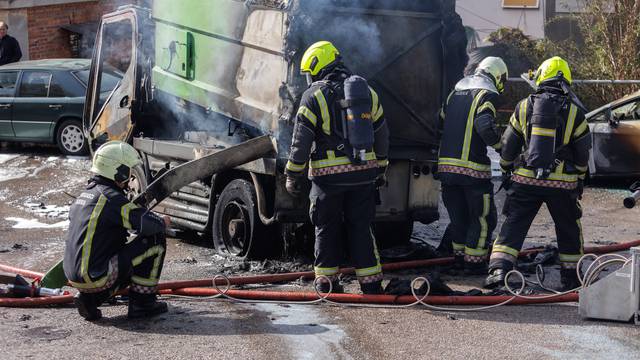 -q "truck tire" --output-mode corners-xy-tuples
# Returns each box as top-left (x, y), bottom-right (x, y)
(127, 164), (148, 201)
(212, 179), (270, 259)
(374, 221), (414, 249)
(56, 119), (88, 156)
